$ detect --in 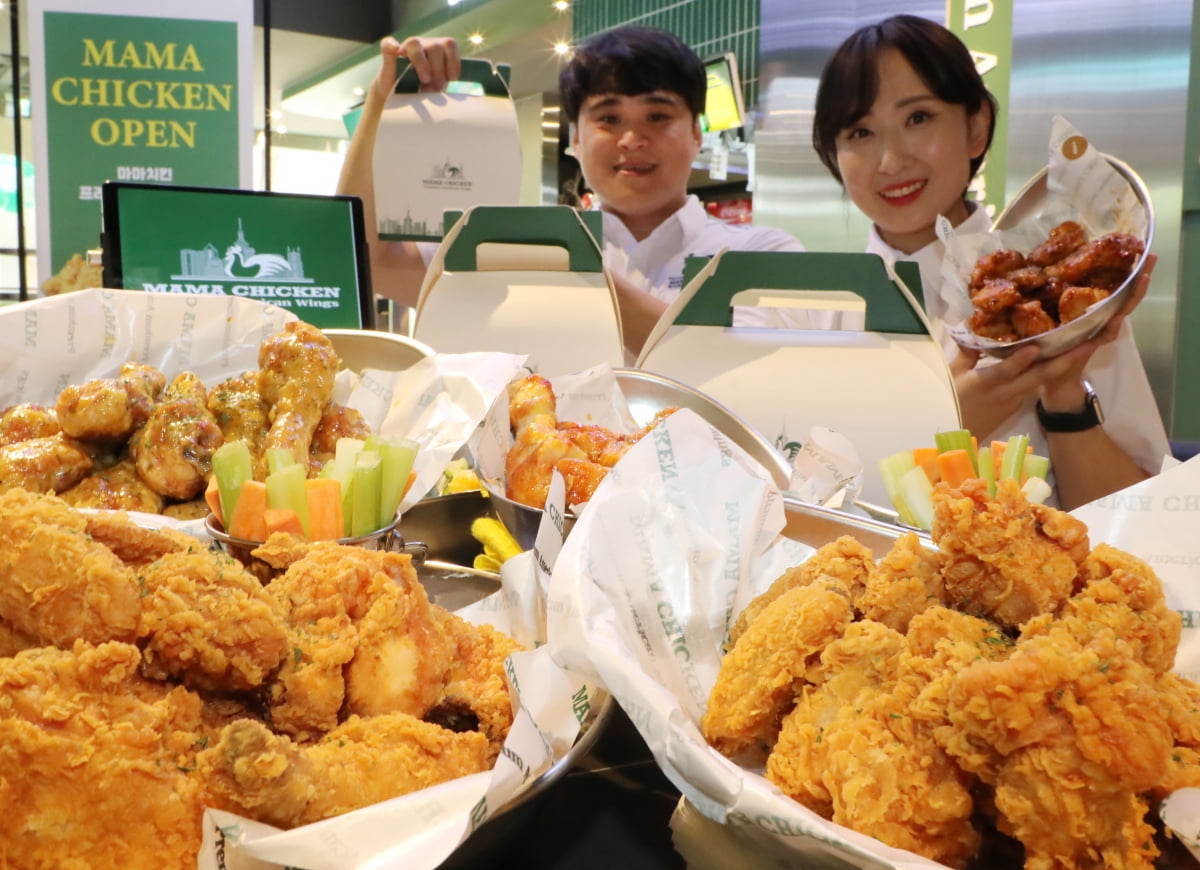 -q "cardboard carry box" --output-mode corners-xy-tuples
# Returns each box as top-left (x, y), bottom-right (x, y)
(413, 205), (625, 375)
(634, 251), (961, 506)
(373, 58), (521, 242)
